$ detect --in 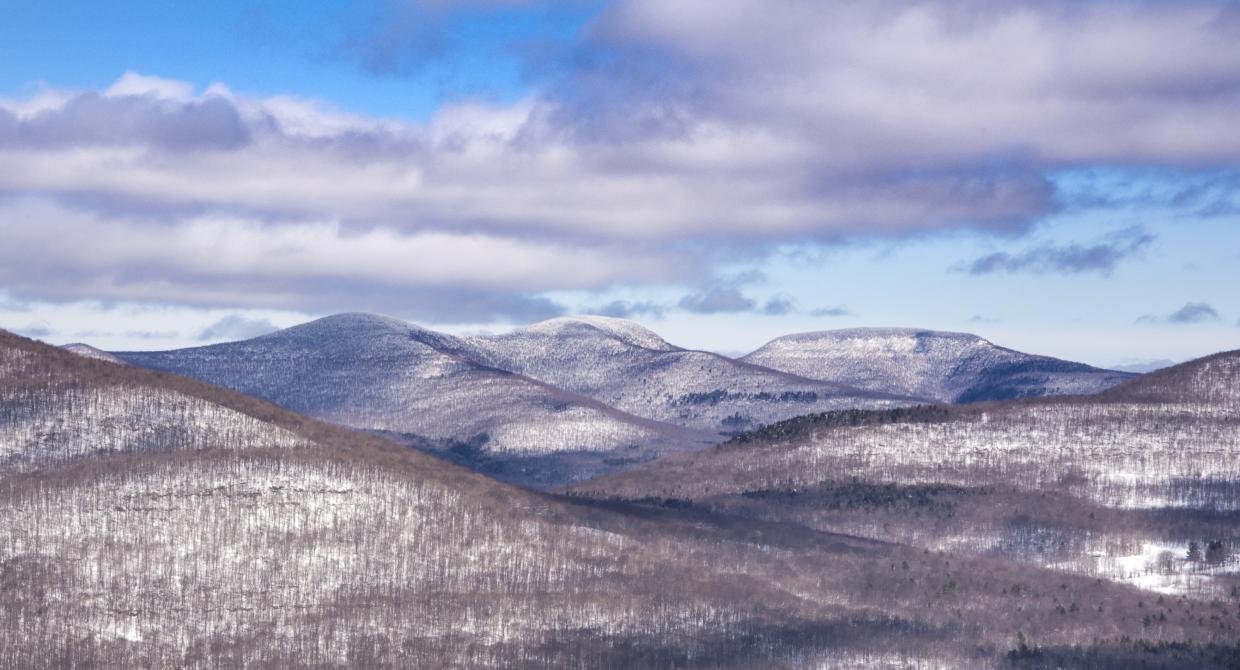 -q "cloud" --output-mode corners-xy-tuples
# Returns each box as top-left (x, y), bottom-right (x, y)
(123, 330), (179, 339)
(678, 286), (755, 314)
(14, 322), (54, 338)
(1137, 302), (1221, 325)
(964, 227), (1154, 276)
(968, 315), (1000, 324)
(0, 88), (250, 152)
(6, 0), (1240, 321)
(0, 198), (671, 321)
(197, 315), (279, 341)
(762, 294), (796, 316)
(588, 300), (665, 319)
(810, 306), (851, 317)
(0, 292), (30, 312)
